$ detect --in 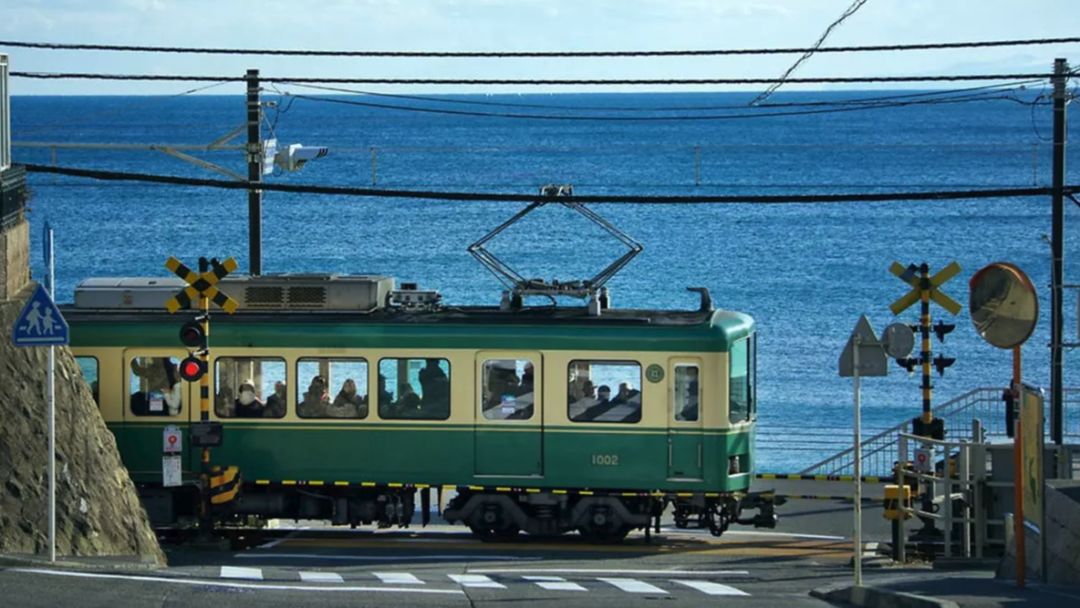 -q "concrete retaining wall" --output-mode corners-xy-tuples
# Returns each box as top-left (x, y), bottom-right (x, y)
(1, 216), (30, 300)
